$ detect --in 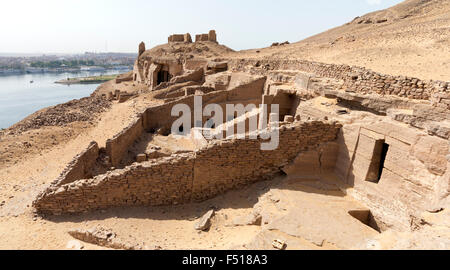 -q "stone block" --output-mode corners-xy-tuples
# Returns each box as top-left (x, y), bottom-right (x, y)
(282, 150), (320, 179)
(194, 210), (215, 231)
